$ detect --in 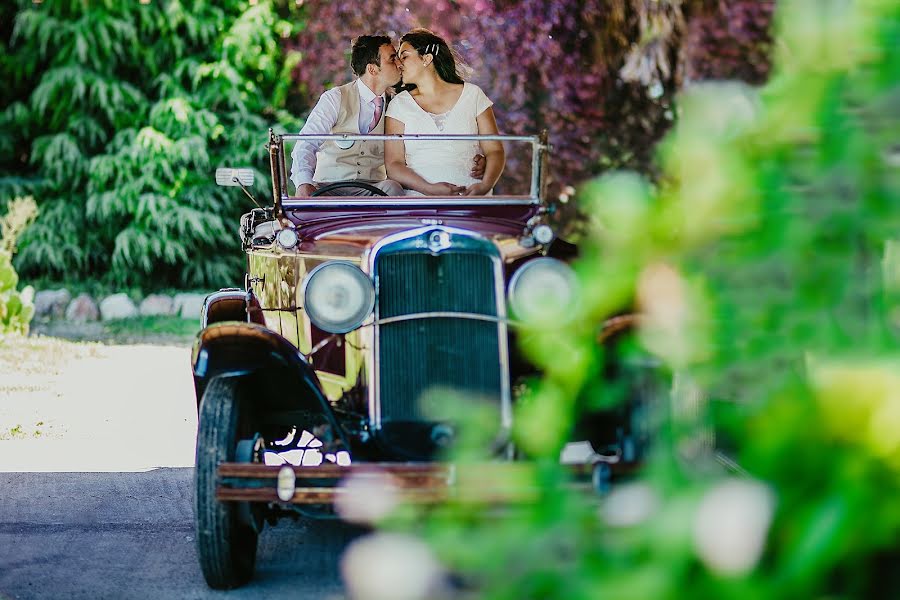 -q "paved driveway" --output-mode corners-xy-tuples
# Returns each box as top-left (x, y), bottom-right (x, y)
(0, 340), (360, 599)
